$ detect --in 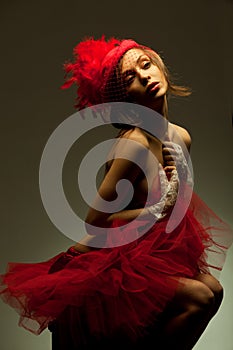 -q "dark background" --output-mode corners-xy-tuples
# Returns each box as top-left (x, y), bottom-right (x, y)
(0, 1), (232, 349)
